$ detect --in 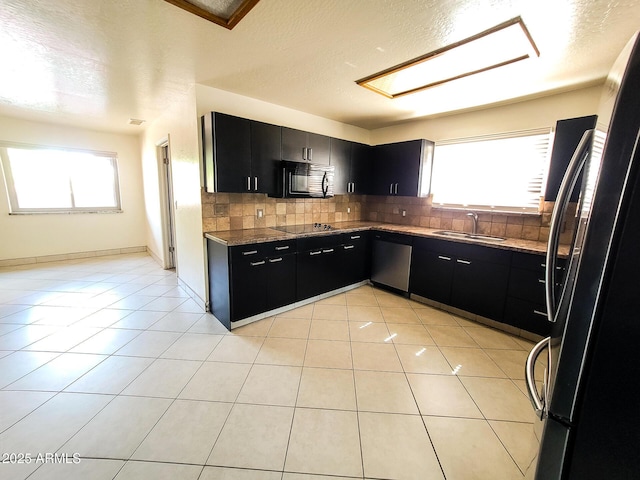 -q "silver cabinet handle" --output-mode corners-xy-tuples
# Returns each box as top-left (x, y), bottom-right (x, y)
(308, 148), (312, 161)
(538, 279), (546, 284)
(322, 248), (334, 253)
(526, 336), (550, 418)
(250, 260), (265, 266)
(350, 235), (361, 240)
(394, 183), (398, 194)
(247, 177), (251, 190)
(343, 245), (355, 250)
(268, 257), (283, 263)
(302, 147), (307, 160)
(389, 184), (393, 194)
(534, 310), (547, 317)
(309, 250), (322, 256)
(275, 245), (290, 251)
(242, 250), (258, 256)
(438, 255), (452, 261)
(254, 177), (258, 191)
(456, 259), (471, 265)
(545, 129), (594, 322)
